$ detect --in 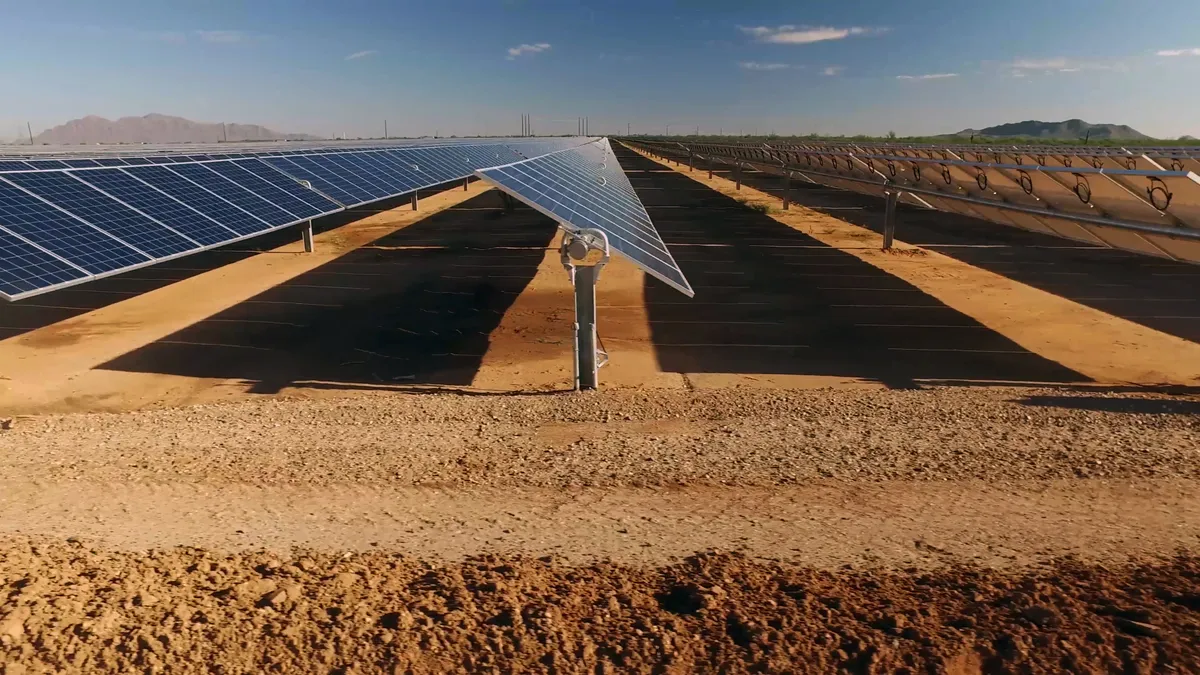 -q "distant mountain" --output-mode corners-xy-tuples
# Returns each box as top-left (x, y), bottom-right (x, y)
(31, 114), (321, 145)
(1181, 135), (1198, 141)
(949, 119), (1151, 141)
